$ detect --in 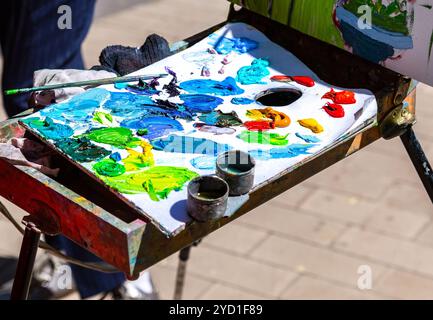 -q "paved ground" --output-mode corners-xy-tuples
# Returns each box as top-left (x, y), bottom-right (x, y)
(2, 0), (433, 300)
